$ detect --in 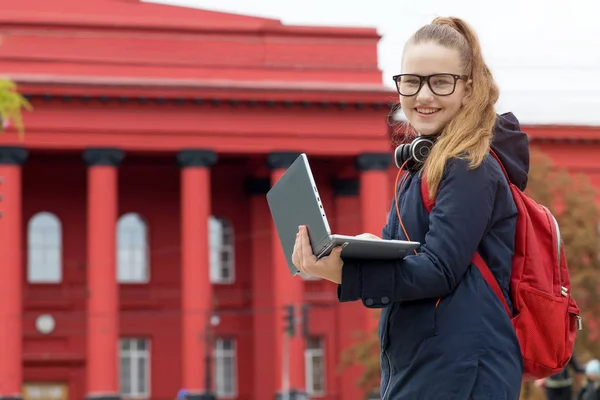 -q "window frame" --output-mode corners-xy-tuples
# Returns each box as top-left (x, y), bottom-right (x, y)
(27, 211), (63, 284)
(213, 337), (238, 398)
(208, 216), (235, 284)
(305, 336), (326, 397)
(116, 213), (150, 284)
(119, 337), (151, 399)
